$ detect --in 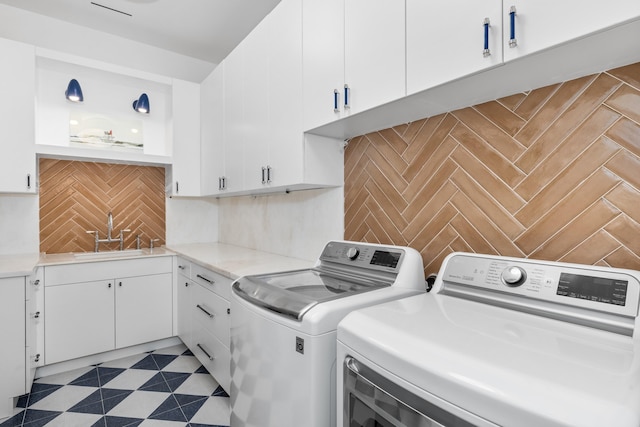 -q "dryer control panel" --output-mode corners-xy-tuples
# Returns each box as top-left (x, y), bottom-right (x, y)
(437, 253), (640, 320)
